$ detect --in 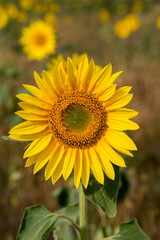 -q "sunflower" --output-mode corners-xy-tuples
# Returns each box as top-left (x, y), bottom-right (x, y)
(0, 5), (8, 30)
(114, 19), (131, 38)
(19, 20), (56, 61)
(9, 56), (139, 189)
